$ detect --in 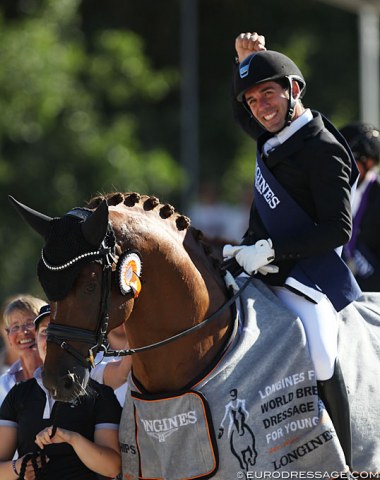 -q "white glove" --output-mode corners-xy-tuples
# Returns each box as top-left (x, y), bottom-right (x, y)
(223, 239), (276, 275)
(257, 264), (279, 275)
(224, 270), (240, 294)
